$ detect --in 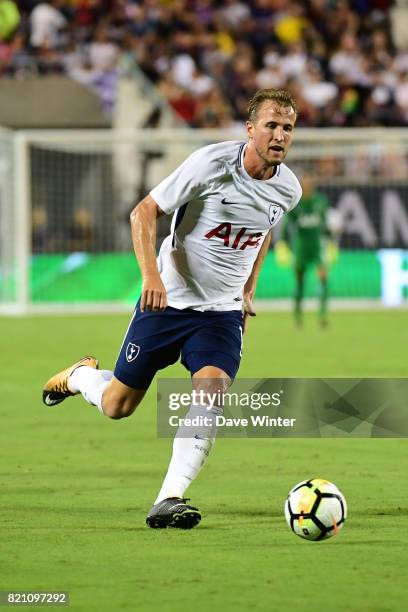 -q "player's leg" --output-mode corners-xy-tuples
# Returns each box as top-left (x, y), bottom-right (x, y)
(147, 309), (242, 528)
(317, 264), (329, 327)
(152, 367), (229, 503)
(147, 366), (230, 529)
(42, 356), (147, 417)
(42, 302), (180, 417)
